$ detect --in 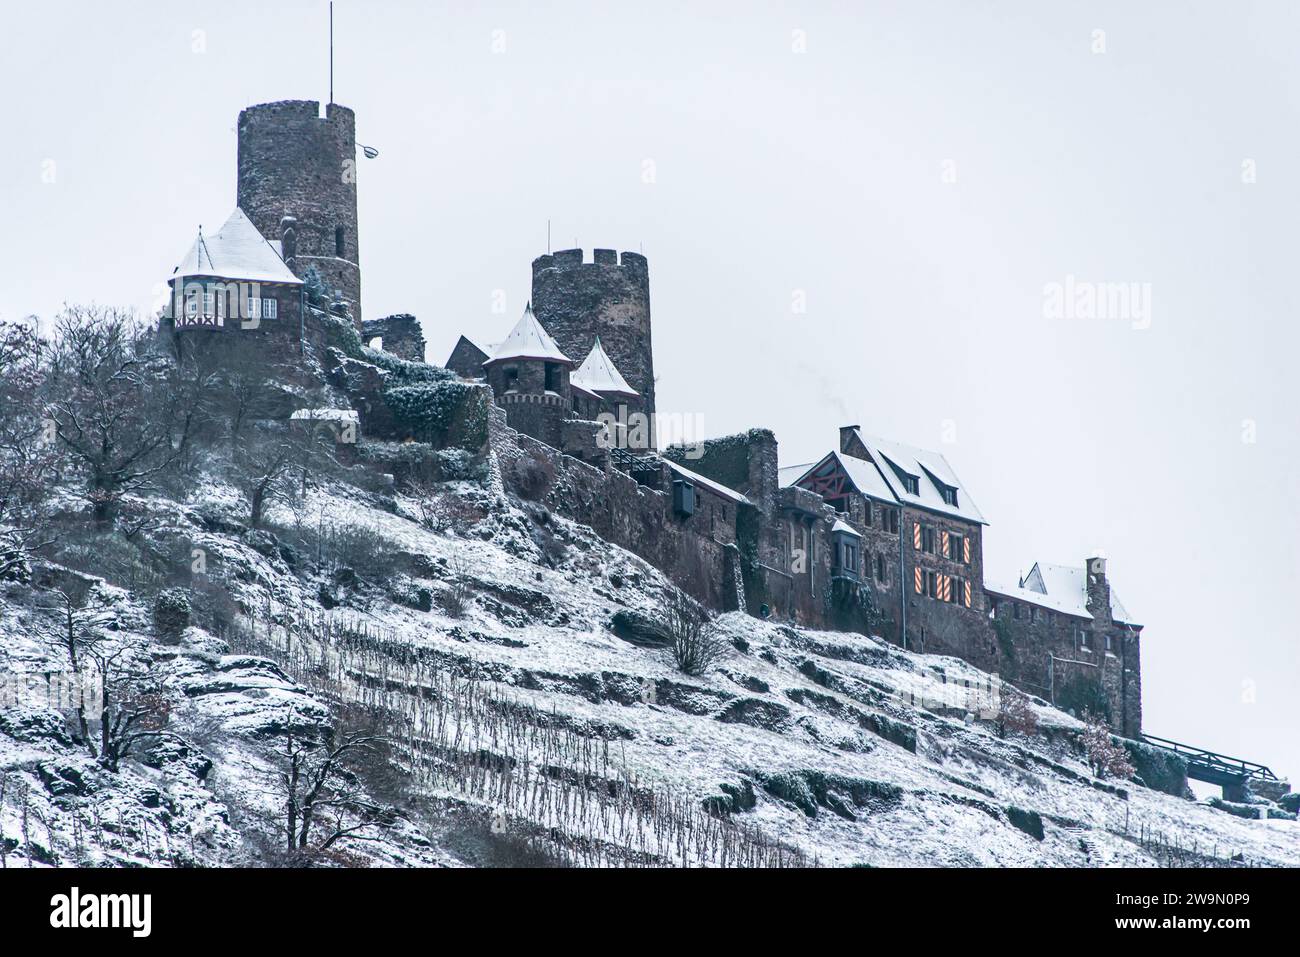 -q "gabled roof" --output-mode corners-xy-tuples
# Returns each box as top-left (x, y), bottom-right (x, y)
(985, 560), (1138, 626)
(787, 450), (897, 503)
(171, 208), (302, 286)
(485, 303), (572, 366)
(847, 429), (986, 525)
(571, 337), (638, 398)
